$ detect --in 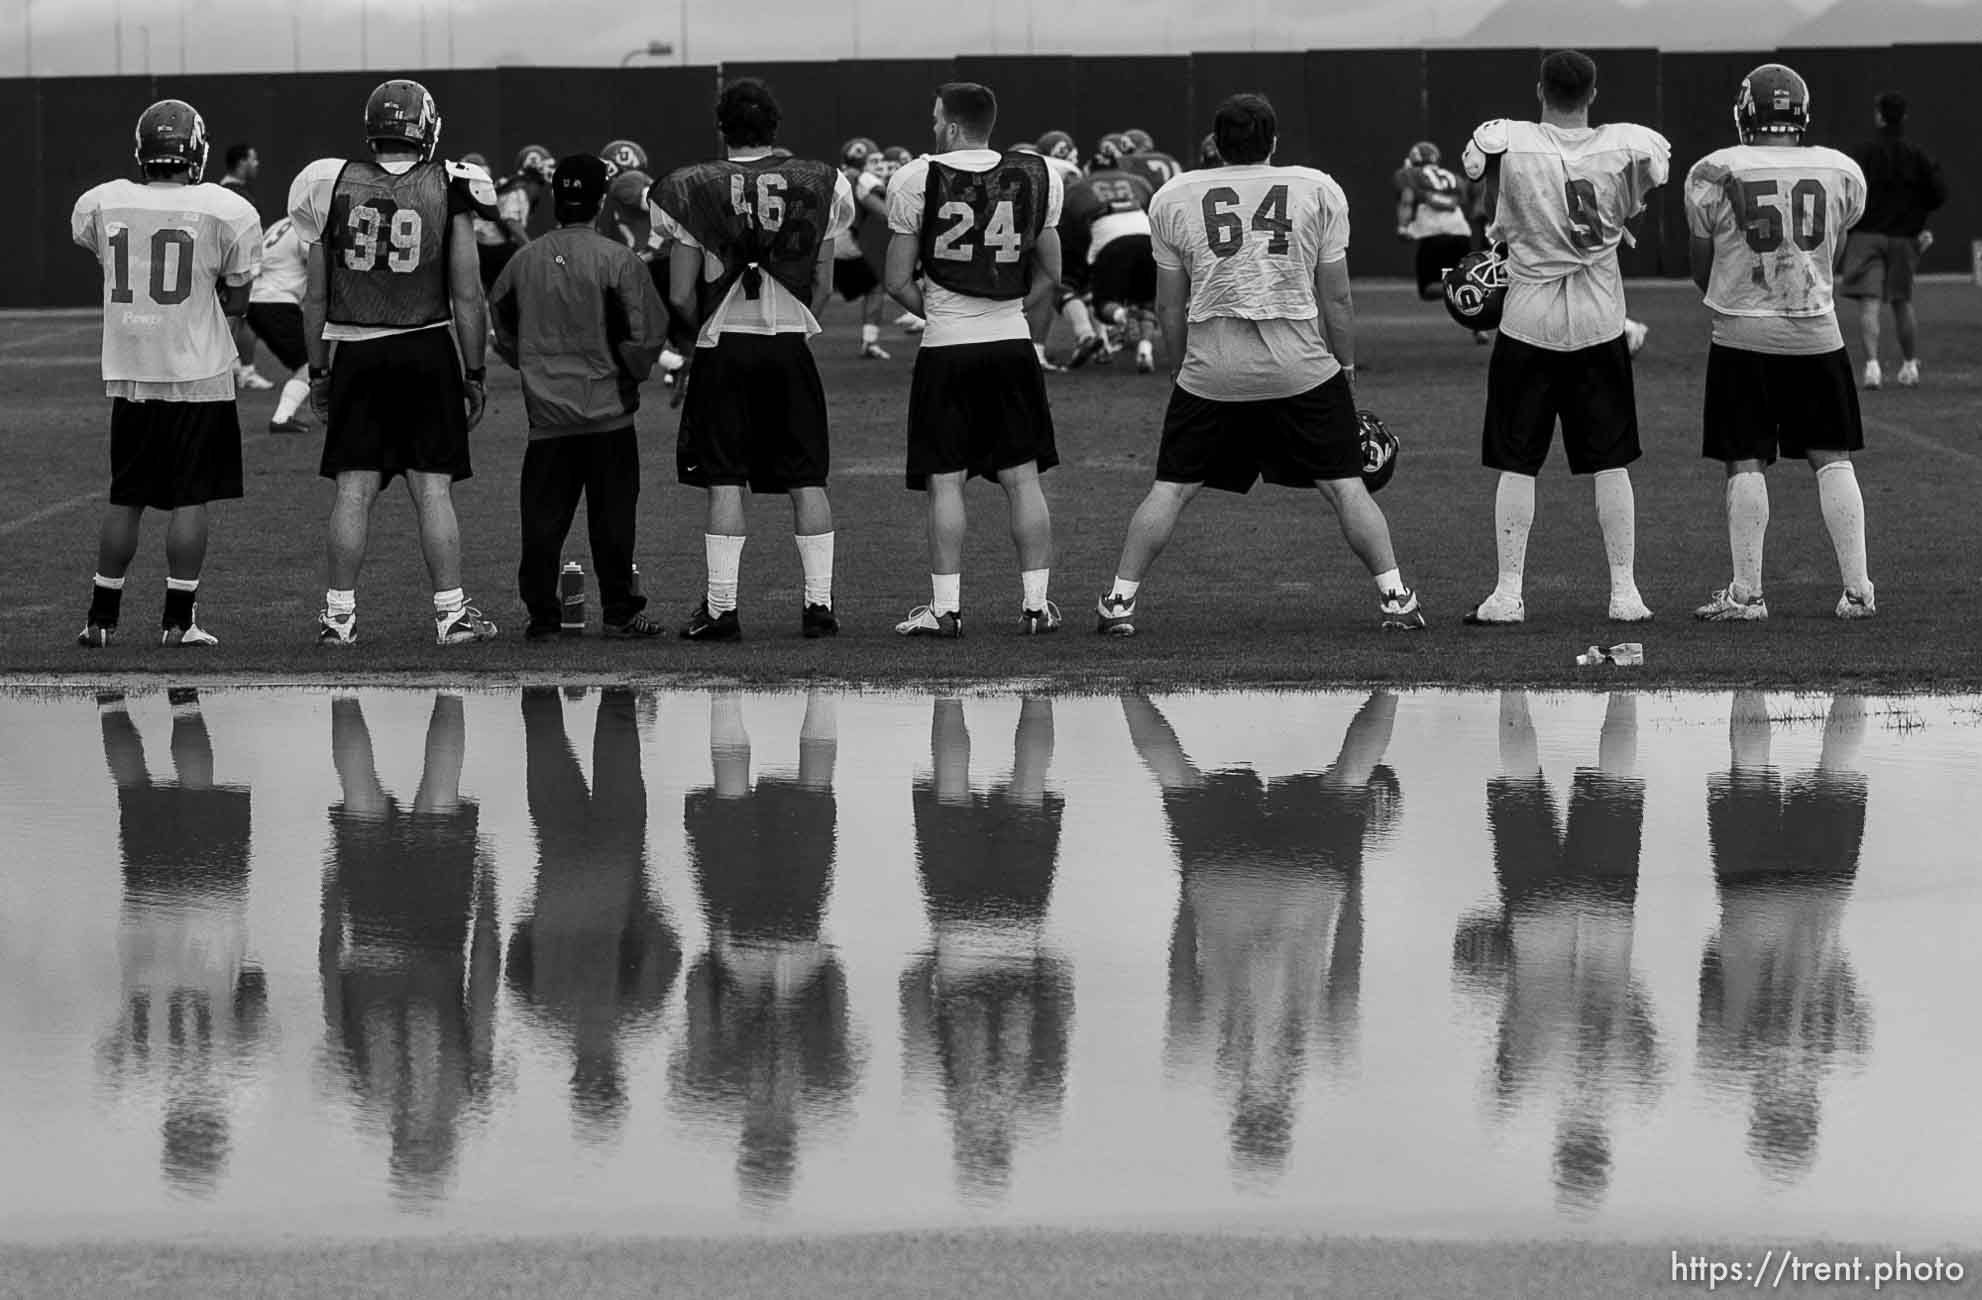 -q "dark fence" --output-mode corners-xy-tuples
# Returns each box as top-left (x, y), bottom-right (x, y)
(11, 45), (1974, 308)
